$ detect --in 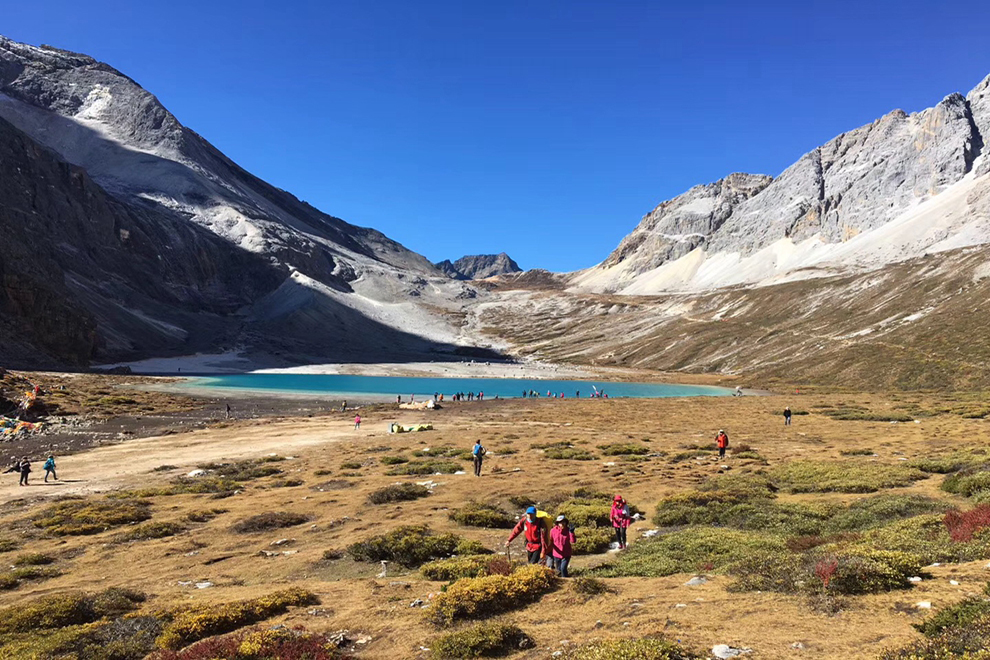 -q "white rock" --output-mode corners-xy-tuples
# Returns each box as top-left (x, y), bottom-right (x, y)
(195, 581), (214, 589)
(712, 644), (752, 658)
(674, 603), (687, 608)
(950, 580), (960, 585)
(908, 576), (922, 583)
(186, 469), (207, 477)
(916, 601), (932, 609)
(685, 576), (708, 586)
